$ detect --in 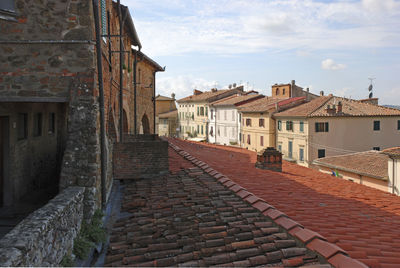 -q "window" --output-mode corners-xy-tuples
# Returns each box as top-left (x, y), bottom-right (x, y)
(34, 113), (42, 136)
(247, 134), (251, 145)
(259, 119), (265, 127)
(300, 121), (304, 132)
(286, 121), (293, 131)
(239, 133), (241, 142)
(315, 122), (329, 132)
(210, 126), (214, 136)
(0, 0), (15, 13)
(197, 125), (199, 133)
(278, 120), (282, 131)
(276, 88), (279, 95)
(283, 88), (286, 95)
(373, 120), (380, 131)
(48, 113), (56, 134)
(373, 147), (380, 151)
(398, 120), (400, 130)
(205, 107), (208, 116)
(197, 107), (199, 116)
(299, 148), (304, 162)
(201, 125), (204, 135)
(211, 109), (214, 120)
(224, 110), (227, 120)
(318, 149), (325, 158)
(260, 136), (264, 146)
(200, 107), (204, 116)
(278, 144), (282, 152)
(246, 118), (251, 127)
(17, 113), (28, 140)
